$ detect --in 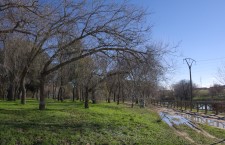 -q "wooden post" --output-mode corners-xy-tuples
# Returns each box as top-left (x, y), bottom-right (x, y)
(205, 103), (207, 114)
(196, 103), (199, 112)
(181, 101), (183, 110)
(215, 103), (219, 115)
(217, 121), (219, 127)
